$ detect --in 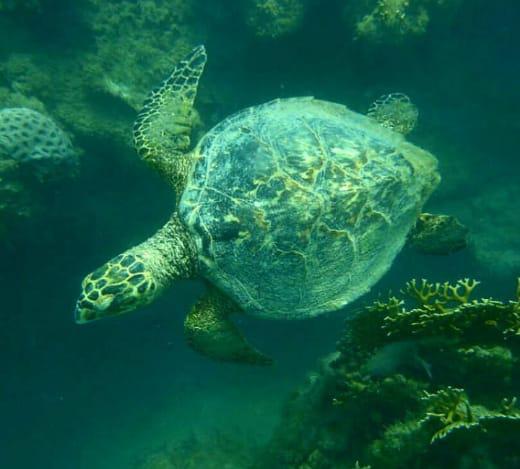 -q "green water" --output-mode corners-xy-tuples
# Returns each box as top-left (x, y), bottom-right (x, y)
(1, 1), (519, 468)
